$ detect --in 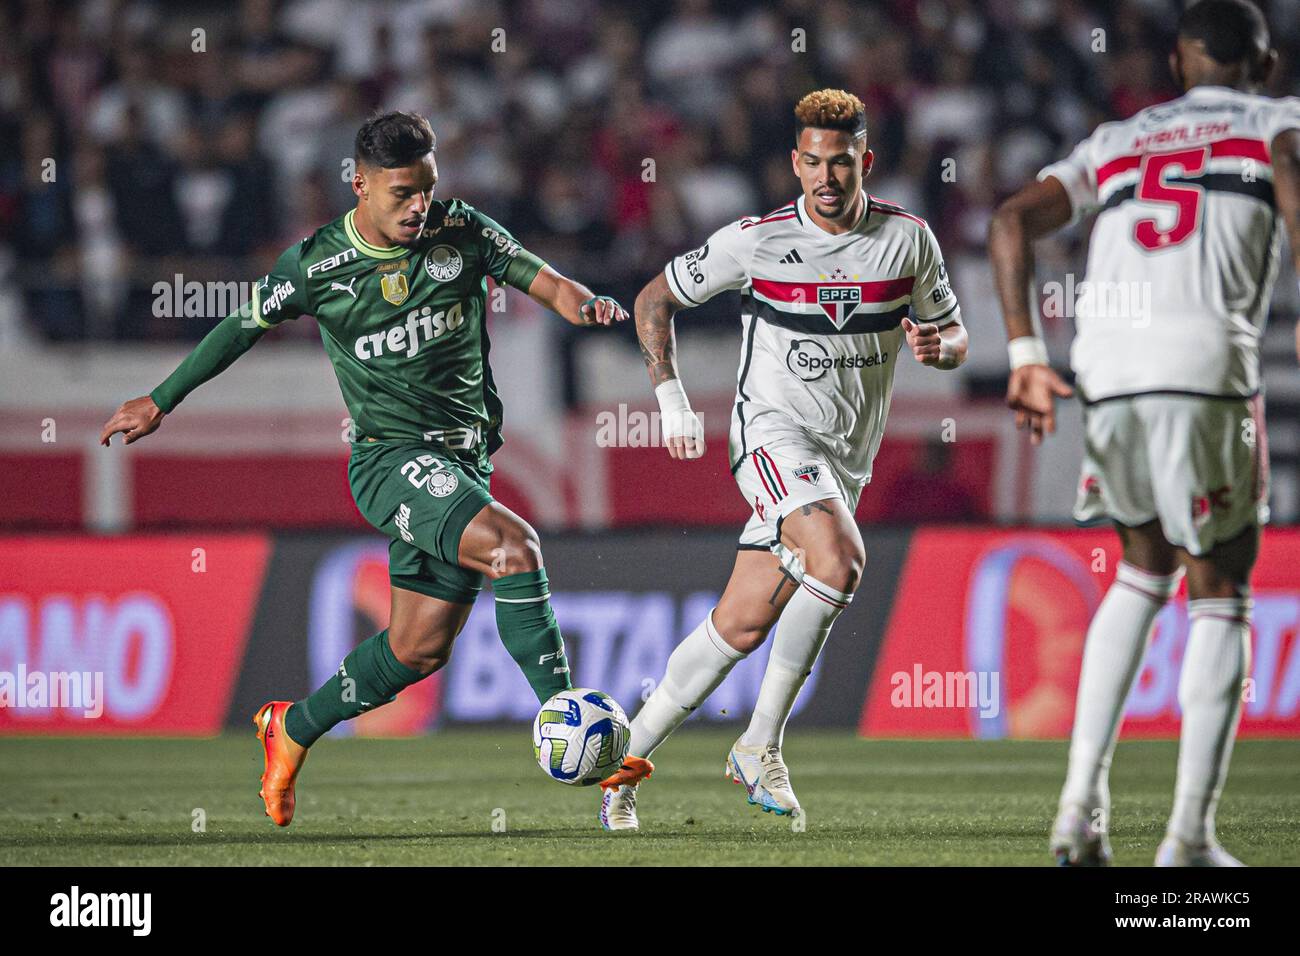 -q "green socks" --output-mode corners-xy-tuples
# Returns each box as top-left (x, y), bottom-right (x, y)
(284, 629), (423, 748)
(493, 568), (572, 702)
(282, 572), (571, 748)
